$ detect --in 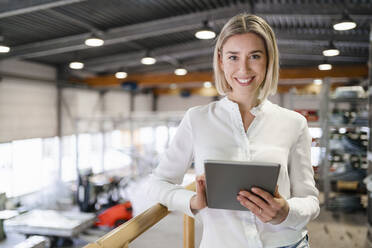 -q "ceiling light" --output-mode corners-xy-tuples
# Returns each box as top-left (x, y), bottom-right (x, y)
(333, 12), (357, 31)
(69, 61), (84, 70)
(322, 41), (340, 57)
(0, 35), (10, 53)
(174, 68), (187, 76)
(313, 79), (323, 85)
(318, 63), (332, 71)
(85, 37), (104, 47)
(115, 71), (127, 79)
(0, 45), (10, 53)
(203, 81), (212, 88)
(141, 56), (156, 65)
(195, 20), (216, 40)
(323, 48), (339, 57)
